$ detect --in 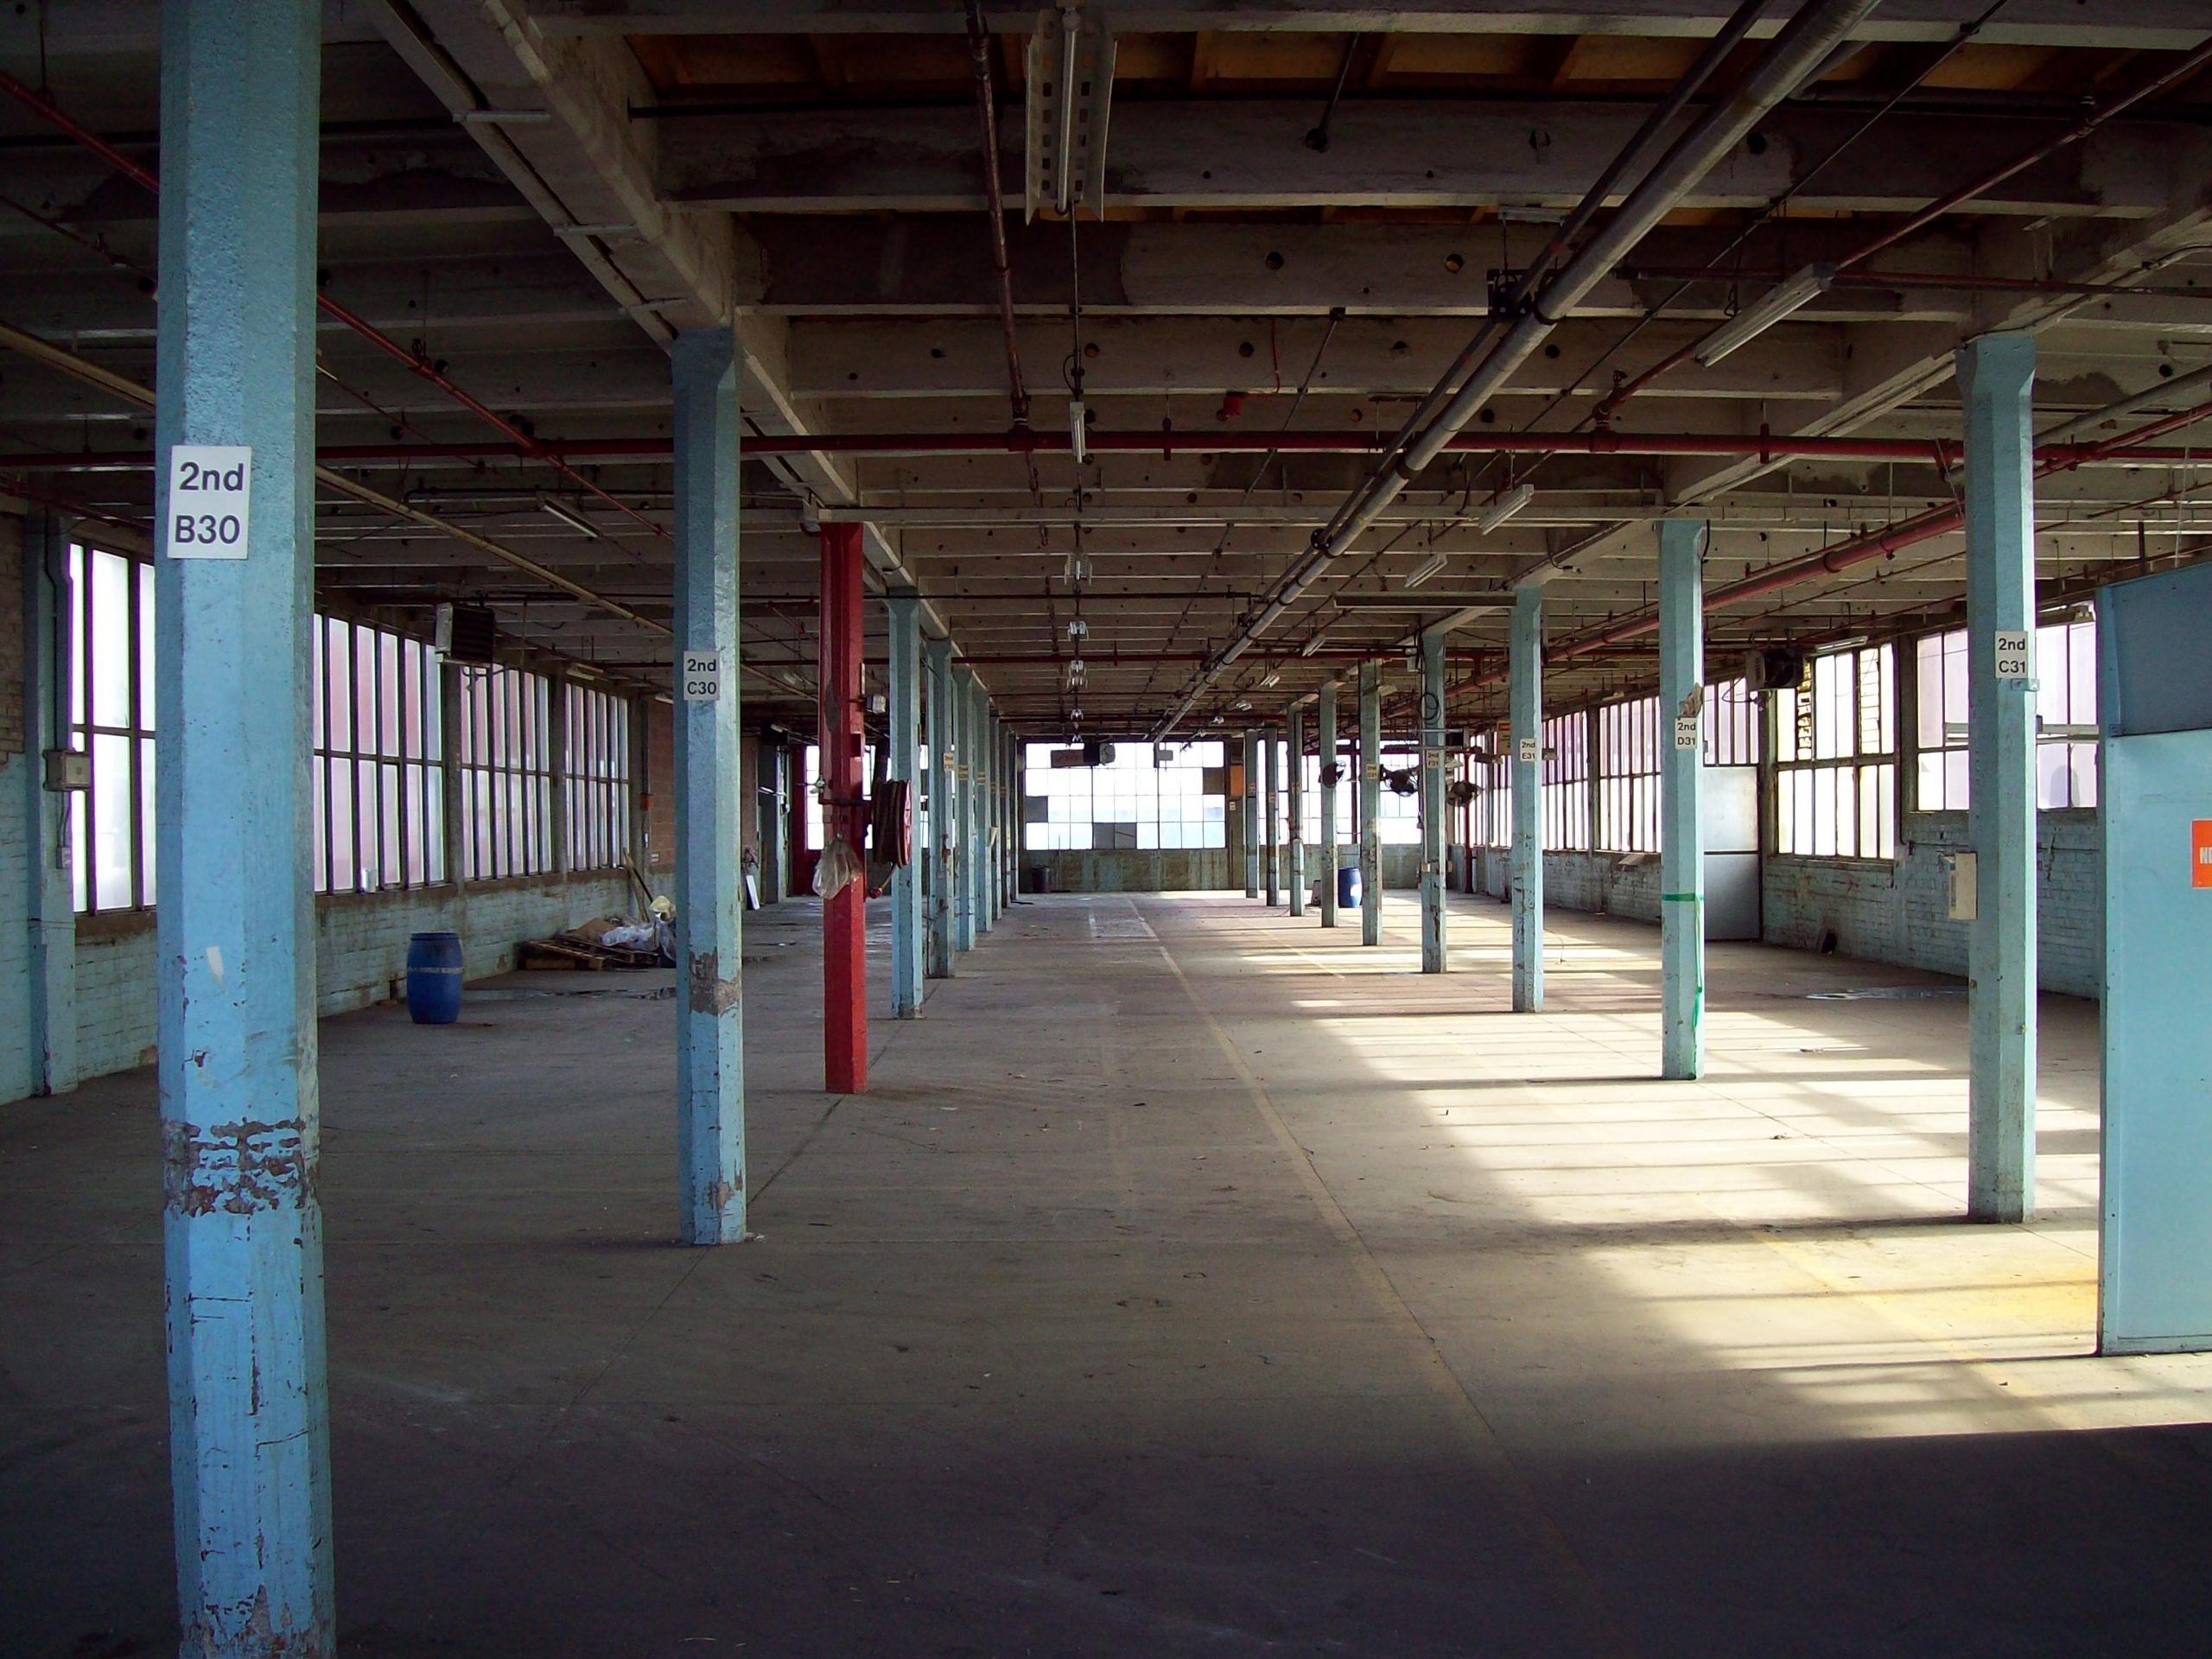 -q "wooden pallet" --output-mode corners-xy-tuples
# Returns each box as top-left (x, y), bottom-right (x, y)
(518, 937), (662, 971)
